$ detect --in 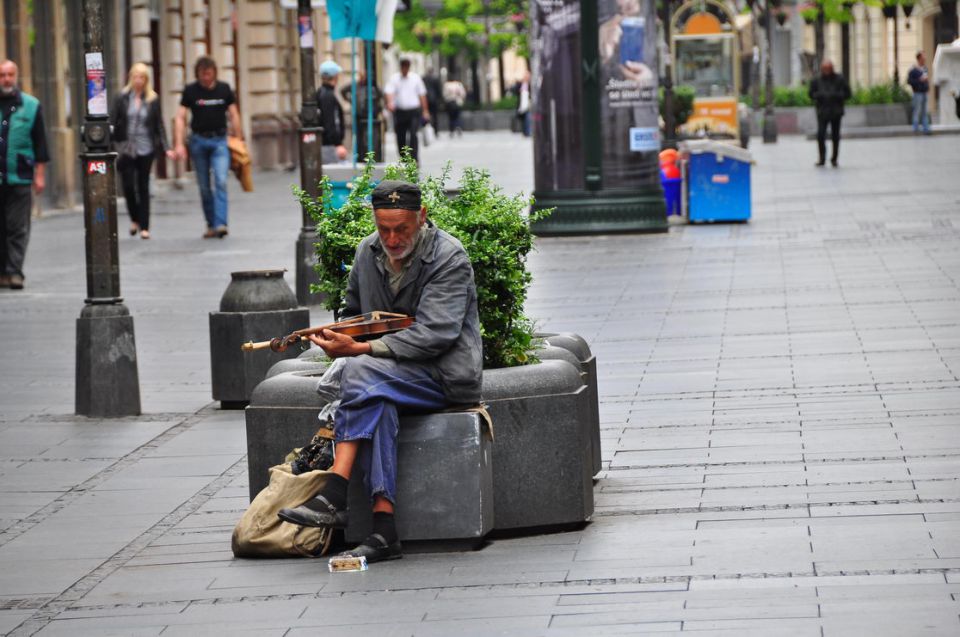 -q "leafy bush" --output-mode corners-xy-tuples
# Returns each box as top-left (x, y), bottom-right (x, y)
(297, 152), (551, 369)
(849, 81), (911, 105)
(742, 81), (909, 107)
